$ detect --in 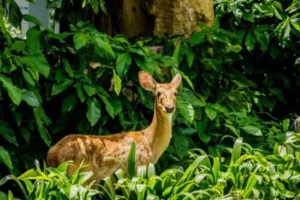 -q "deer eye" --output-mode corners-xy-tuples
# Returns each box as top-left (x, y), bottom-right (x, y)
(156, 92), (161, 97)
